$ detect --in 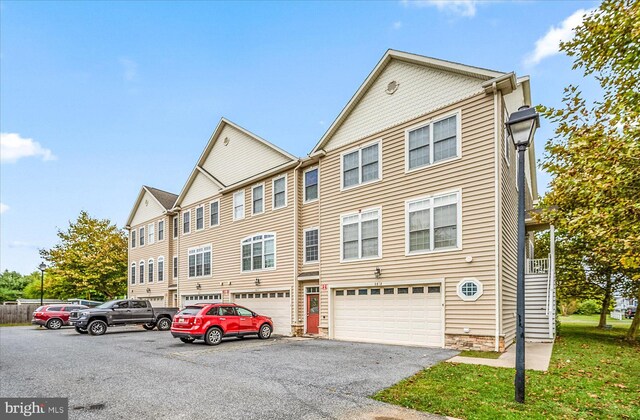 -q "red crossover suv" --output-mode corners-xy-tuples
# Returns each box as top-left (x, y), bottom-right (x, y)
(32, 304), (89, 330)
(171, 303), (273, 345)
